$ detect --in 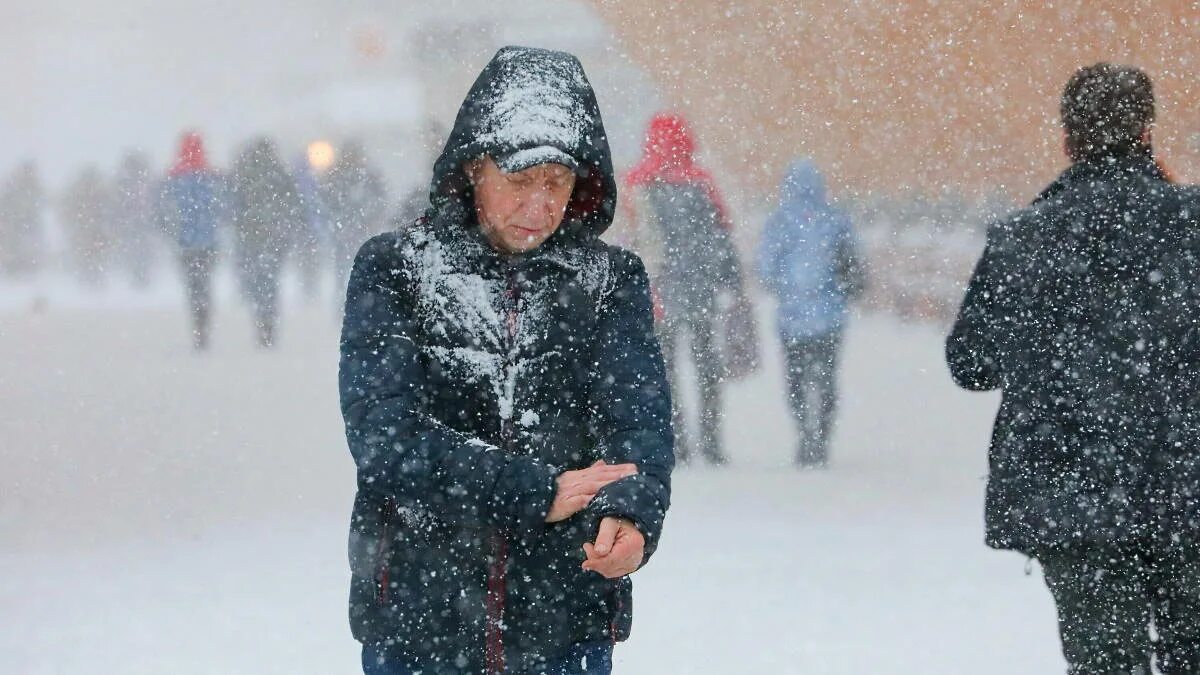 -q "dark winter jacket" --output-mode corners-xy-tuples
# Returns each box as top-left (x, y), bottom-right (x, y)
(229, 139), (300, 257)
(339, 46), (674, 673)
(322, 144), (388, 248)
(624, 114), (740, 318)
(947, 155), (1200, 558)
